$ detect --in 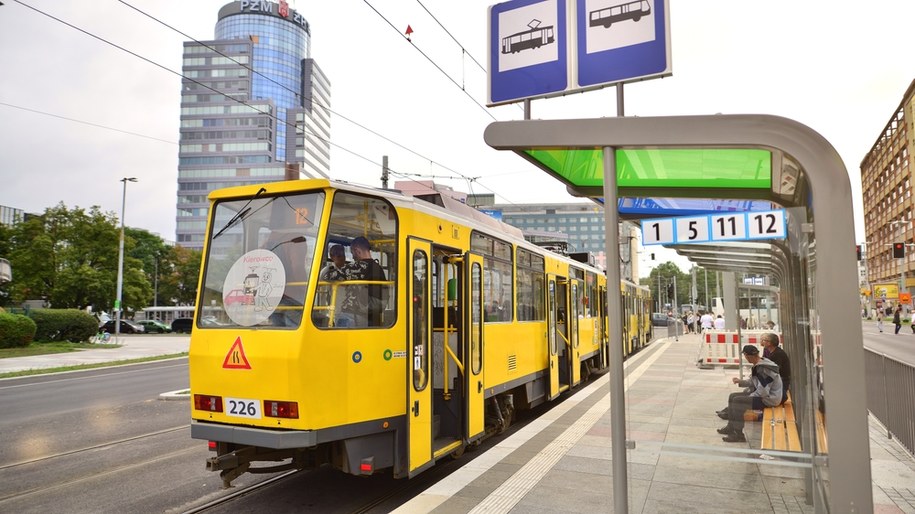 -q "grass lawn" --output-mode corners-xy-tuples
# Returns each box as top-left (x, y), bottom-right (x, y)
(0, 340), (121, 358)
(0, 341), (187, 379)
